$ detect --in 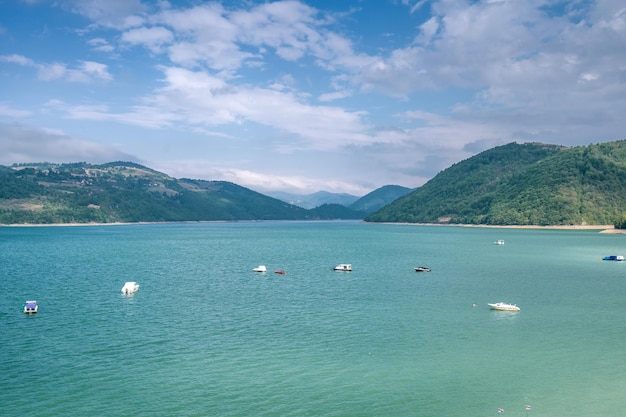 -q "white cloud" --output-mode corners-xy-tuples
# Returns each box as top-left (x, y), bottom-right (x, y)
(0, 123), (136, 165)
(0, 54), (35, 66)
(80, 61), (113, 81)
(2, 54), (112, 83)
(53, 65), (374, 151)
(318, 90), (352, 102)
(88, 37), (115, 53)
(0, 103), (31, 118)
(38, 62), (68, 81)
(63, 0), (147, 29)
(121, 26), (174, 53)
(36, 61), (112, 83)
(158, 163), (371, 195)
